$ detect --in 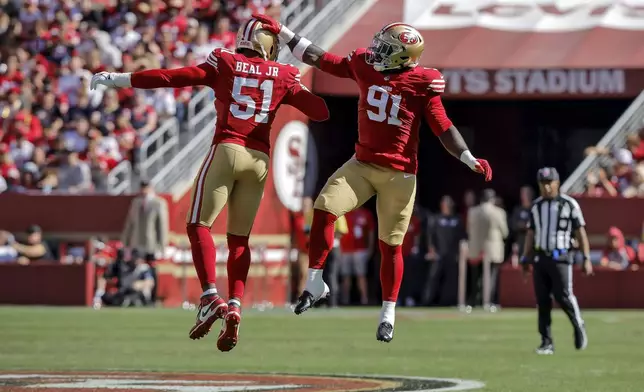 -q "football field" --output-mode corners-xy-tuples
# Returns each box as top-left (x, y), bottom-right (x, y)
(1, 307), (643, 392)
